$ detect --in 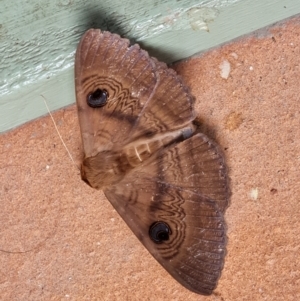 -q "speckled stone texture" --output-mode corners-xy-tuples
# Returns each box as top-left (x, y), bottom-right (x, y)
(1, 16), (299, 301)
